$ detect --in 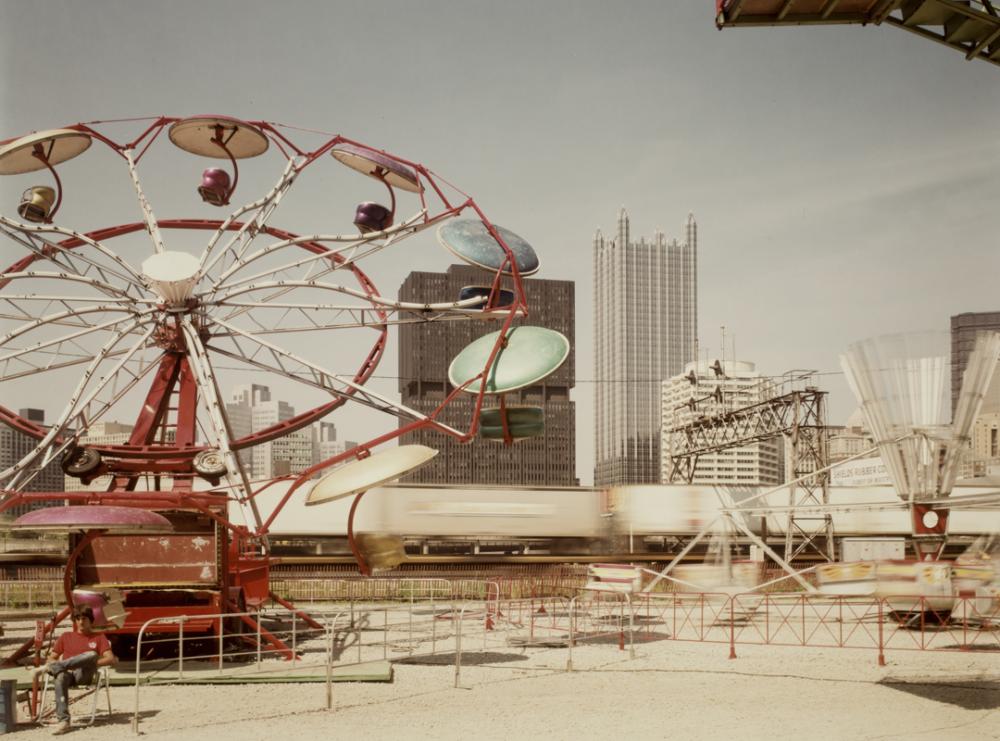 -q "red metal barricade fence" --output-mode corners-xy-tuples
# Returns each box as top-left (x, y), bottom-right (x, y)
(620, 592), (1000, 664)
